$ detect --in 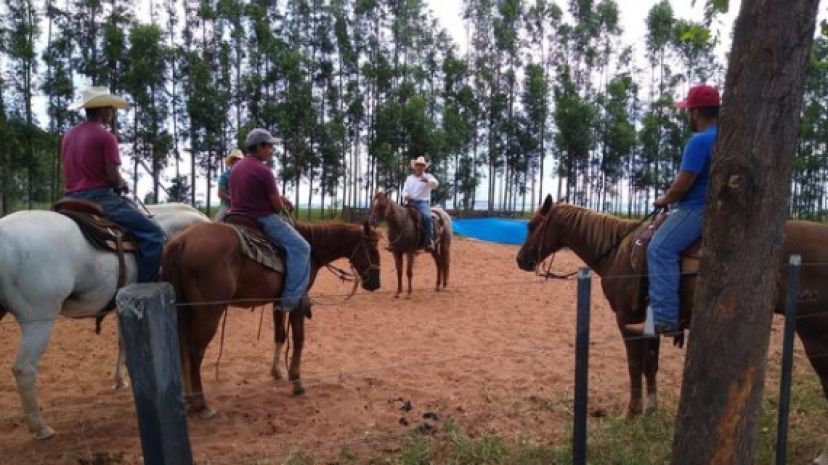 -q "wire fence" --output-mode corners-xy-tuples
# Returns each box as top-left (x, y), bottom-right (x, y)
(0, 258), (826, 464)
